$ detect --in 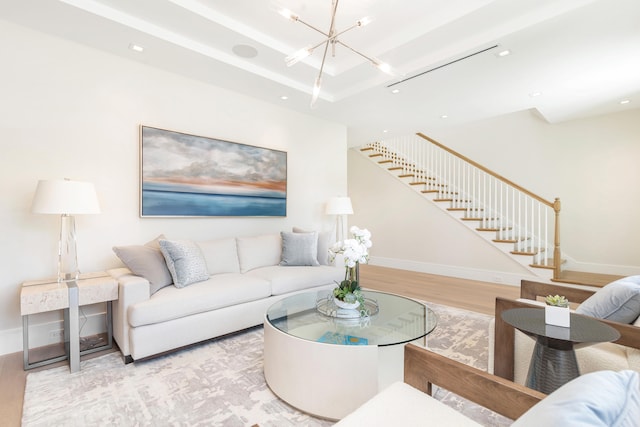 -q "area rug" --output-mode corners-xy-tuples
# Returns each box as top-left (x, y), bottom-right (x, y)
(22, 302), (511, 426)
